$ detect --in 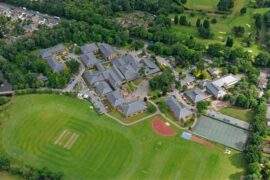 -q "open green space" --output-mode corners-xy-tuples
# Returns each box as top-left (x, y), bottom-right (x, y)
(219, 106), (253, 122)
(170, 3), (269, 55)
(0, 94), (244, 179)
(185, 0), (219, 11)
